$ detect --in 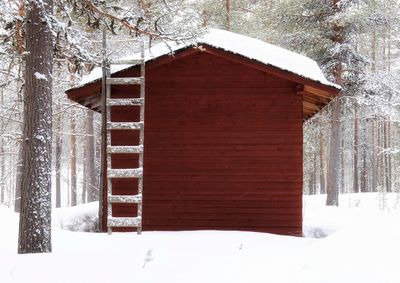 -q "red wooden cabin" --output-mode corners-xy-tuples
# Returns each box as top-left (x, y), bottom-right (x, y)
(67, 29), (340, 235)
